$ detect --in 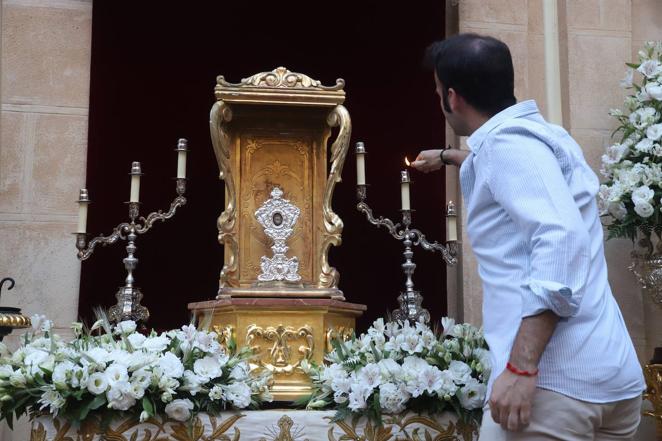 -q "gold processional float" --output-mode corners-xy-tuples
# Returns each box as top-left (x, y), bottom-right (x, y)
(71, 67), (460, 402)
